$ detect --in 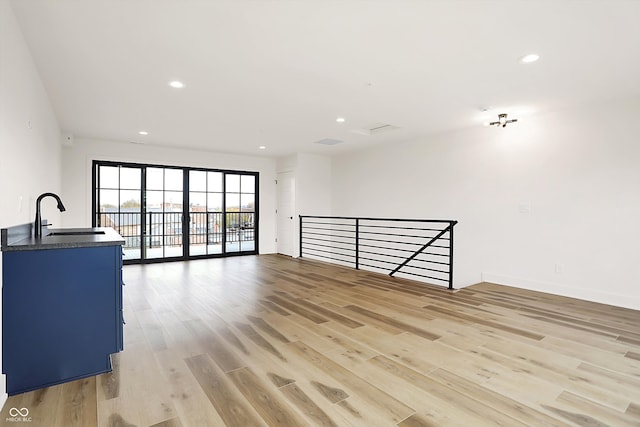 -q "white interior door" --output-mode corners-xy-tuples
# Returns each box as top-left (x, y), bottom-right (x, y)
(276, 171), (295, 256)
